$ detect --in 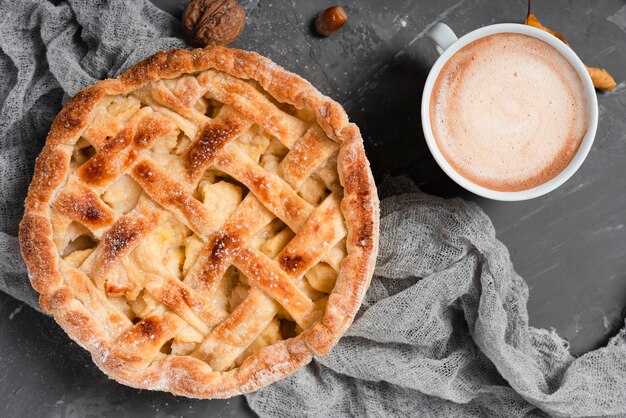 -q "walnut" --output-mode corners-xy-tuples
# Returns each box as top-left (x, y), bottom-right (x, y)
(182, 0), (245, 47)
